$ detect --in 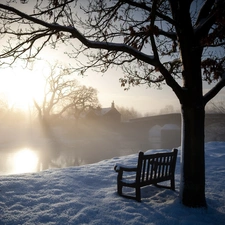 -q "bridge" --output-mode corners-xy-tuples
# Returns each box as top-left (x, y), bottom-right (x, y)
(120, 113), (225, 150)
(128, 113), (225, 128)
